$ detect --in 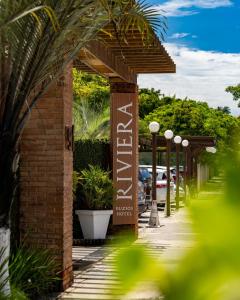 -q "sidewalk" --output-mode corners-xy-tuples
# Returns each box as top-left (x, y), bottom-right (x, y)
(58, 207), (195, 300)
